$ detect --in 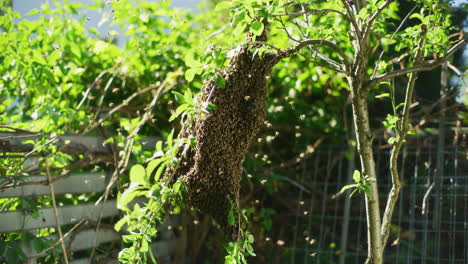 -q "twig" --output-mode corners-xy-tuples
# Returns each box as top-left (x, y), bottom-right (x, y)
(24, 136), (59, 158)
(306, 47), (346, 73)
(421, 182), (435, 215)
(266, 136), (325, 171)
(247, 41), (281, 51)
(85, 55), (128, 128)
(275, 17), (301, 43)
(81, 84), (162, 134)
(369, 38), (467, 88)
(127, 81), (168, 139)
(35, 218), (86, 257)
(279, 39), (350, 70)
(45, 159), (69, 264)
(76, 69), (111, 110)
(0, 125), (39, 134)
(272, 8), (346, 18)
(371, 5), (417, 79)
(362, 0), (394, 40)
